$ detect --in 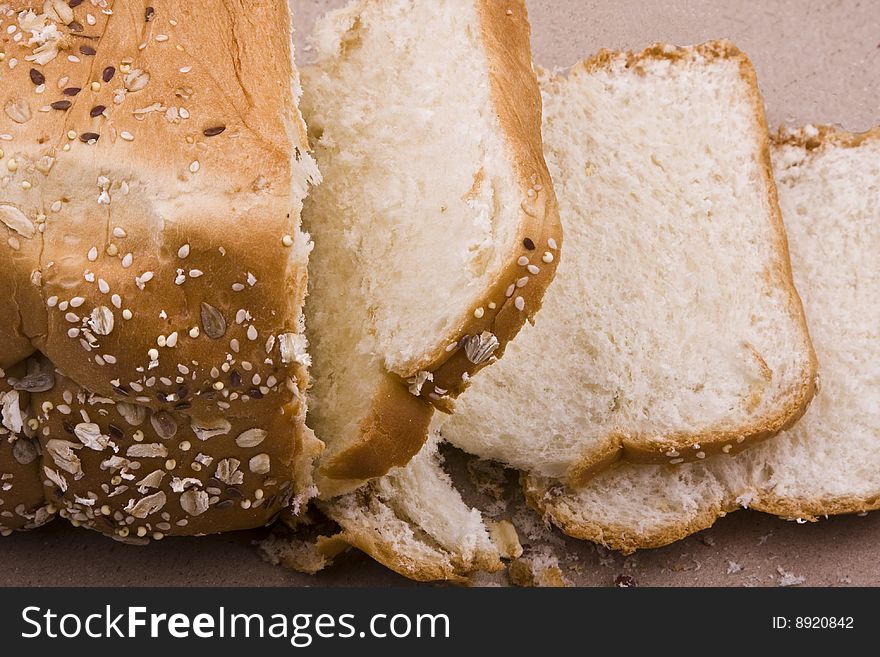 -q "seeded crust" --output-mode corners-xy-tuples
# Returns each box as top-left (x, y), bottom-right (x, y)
(0, 359), (54, 534)
(315, 0), (562, 495)
(525, 126), (880, 554)
(0, 1), (323, 537)
(547, 42), (816, 482)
